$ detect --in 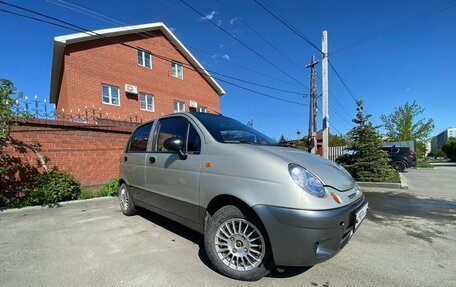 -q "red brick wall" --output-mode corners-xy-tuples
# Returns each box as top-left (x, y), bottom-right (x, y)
(56, 31), (220, 120)
(3, 119), (133, 188)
